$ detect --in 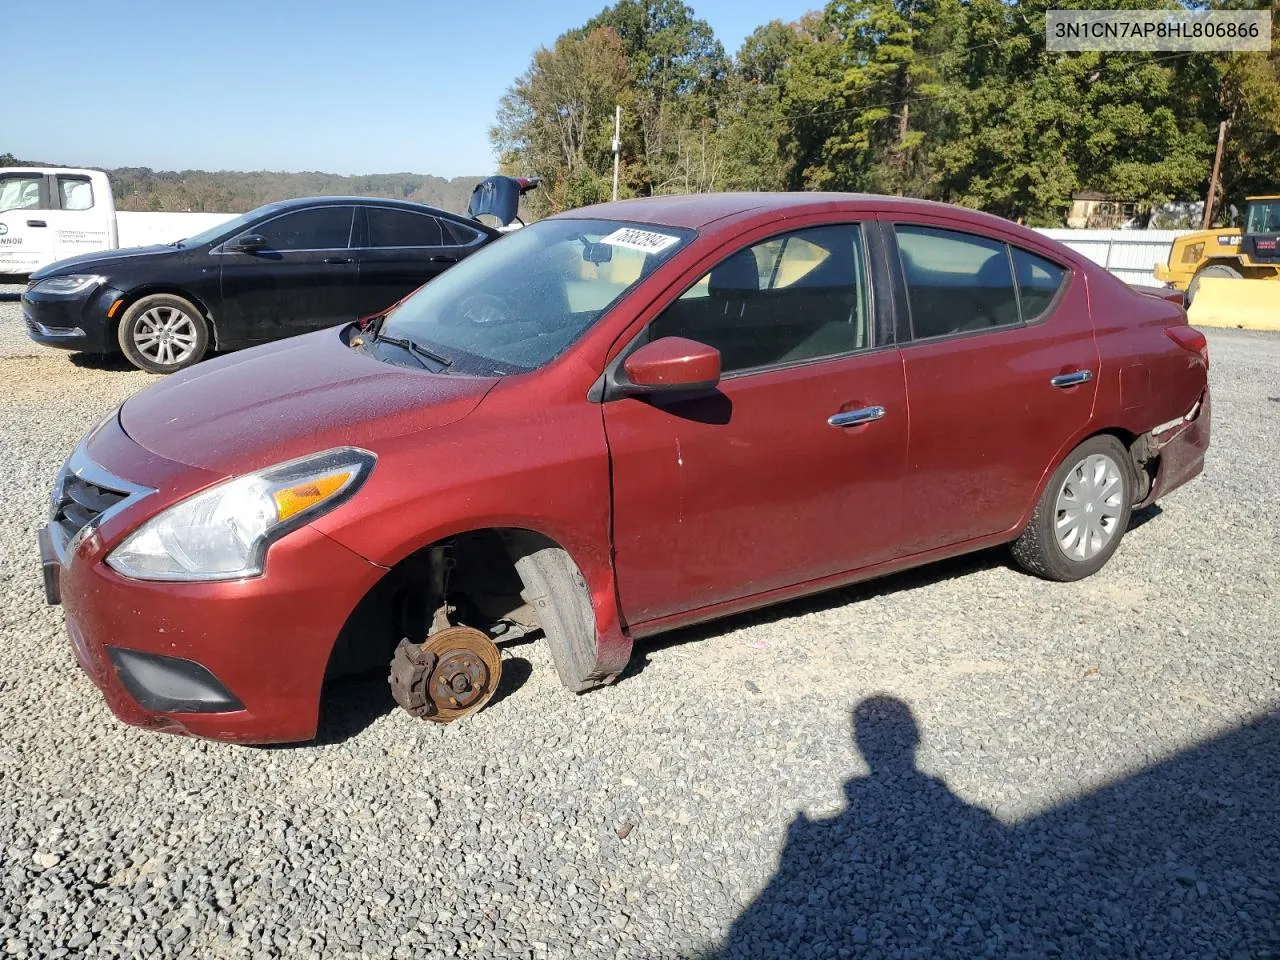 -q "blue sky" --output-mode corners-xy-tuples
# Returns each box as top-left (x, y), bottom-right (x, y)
(9, 0), (819, 177)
